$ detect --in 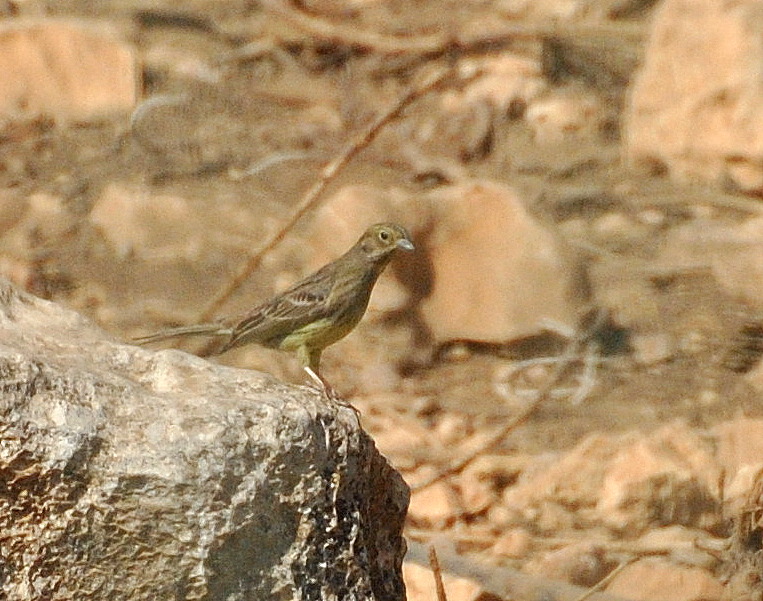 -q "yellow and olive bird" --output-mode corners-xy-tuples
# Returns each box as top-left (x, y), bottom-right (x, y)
(135, 223), (414, 393)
